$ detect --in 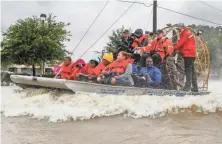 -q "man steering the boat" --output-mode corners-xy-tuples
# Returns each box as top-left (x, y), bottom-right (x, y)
(174, 25), (198, 92)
